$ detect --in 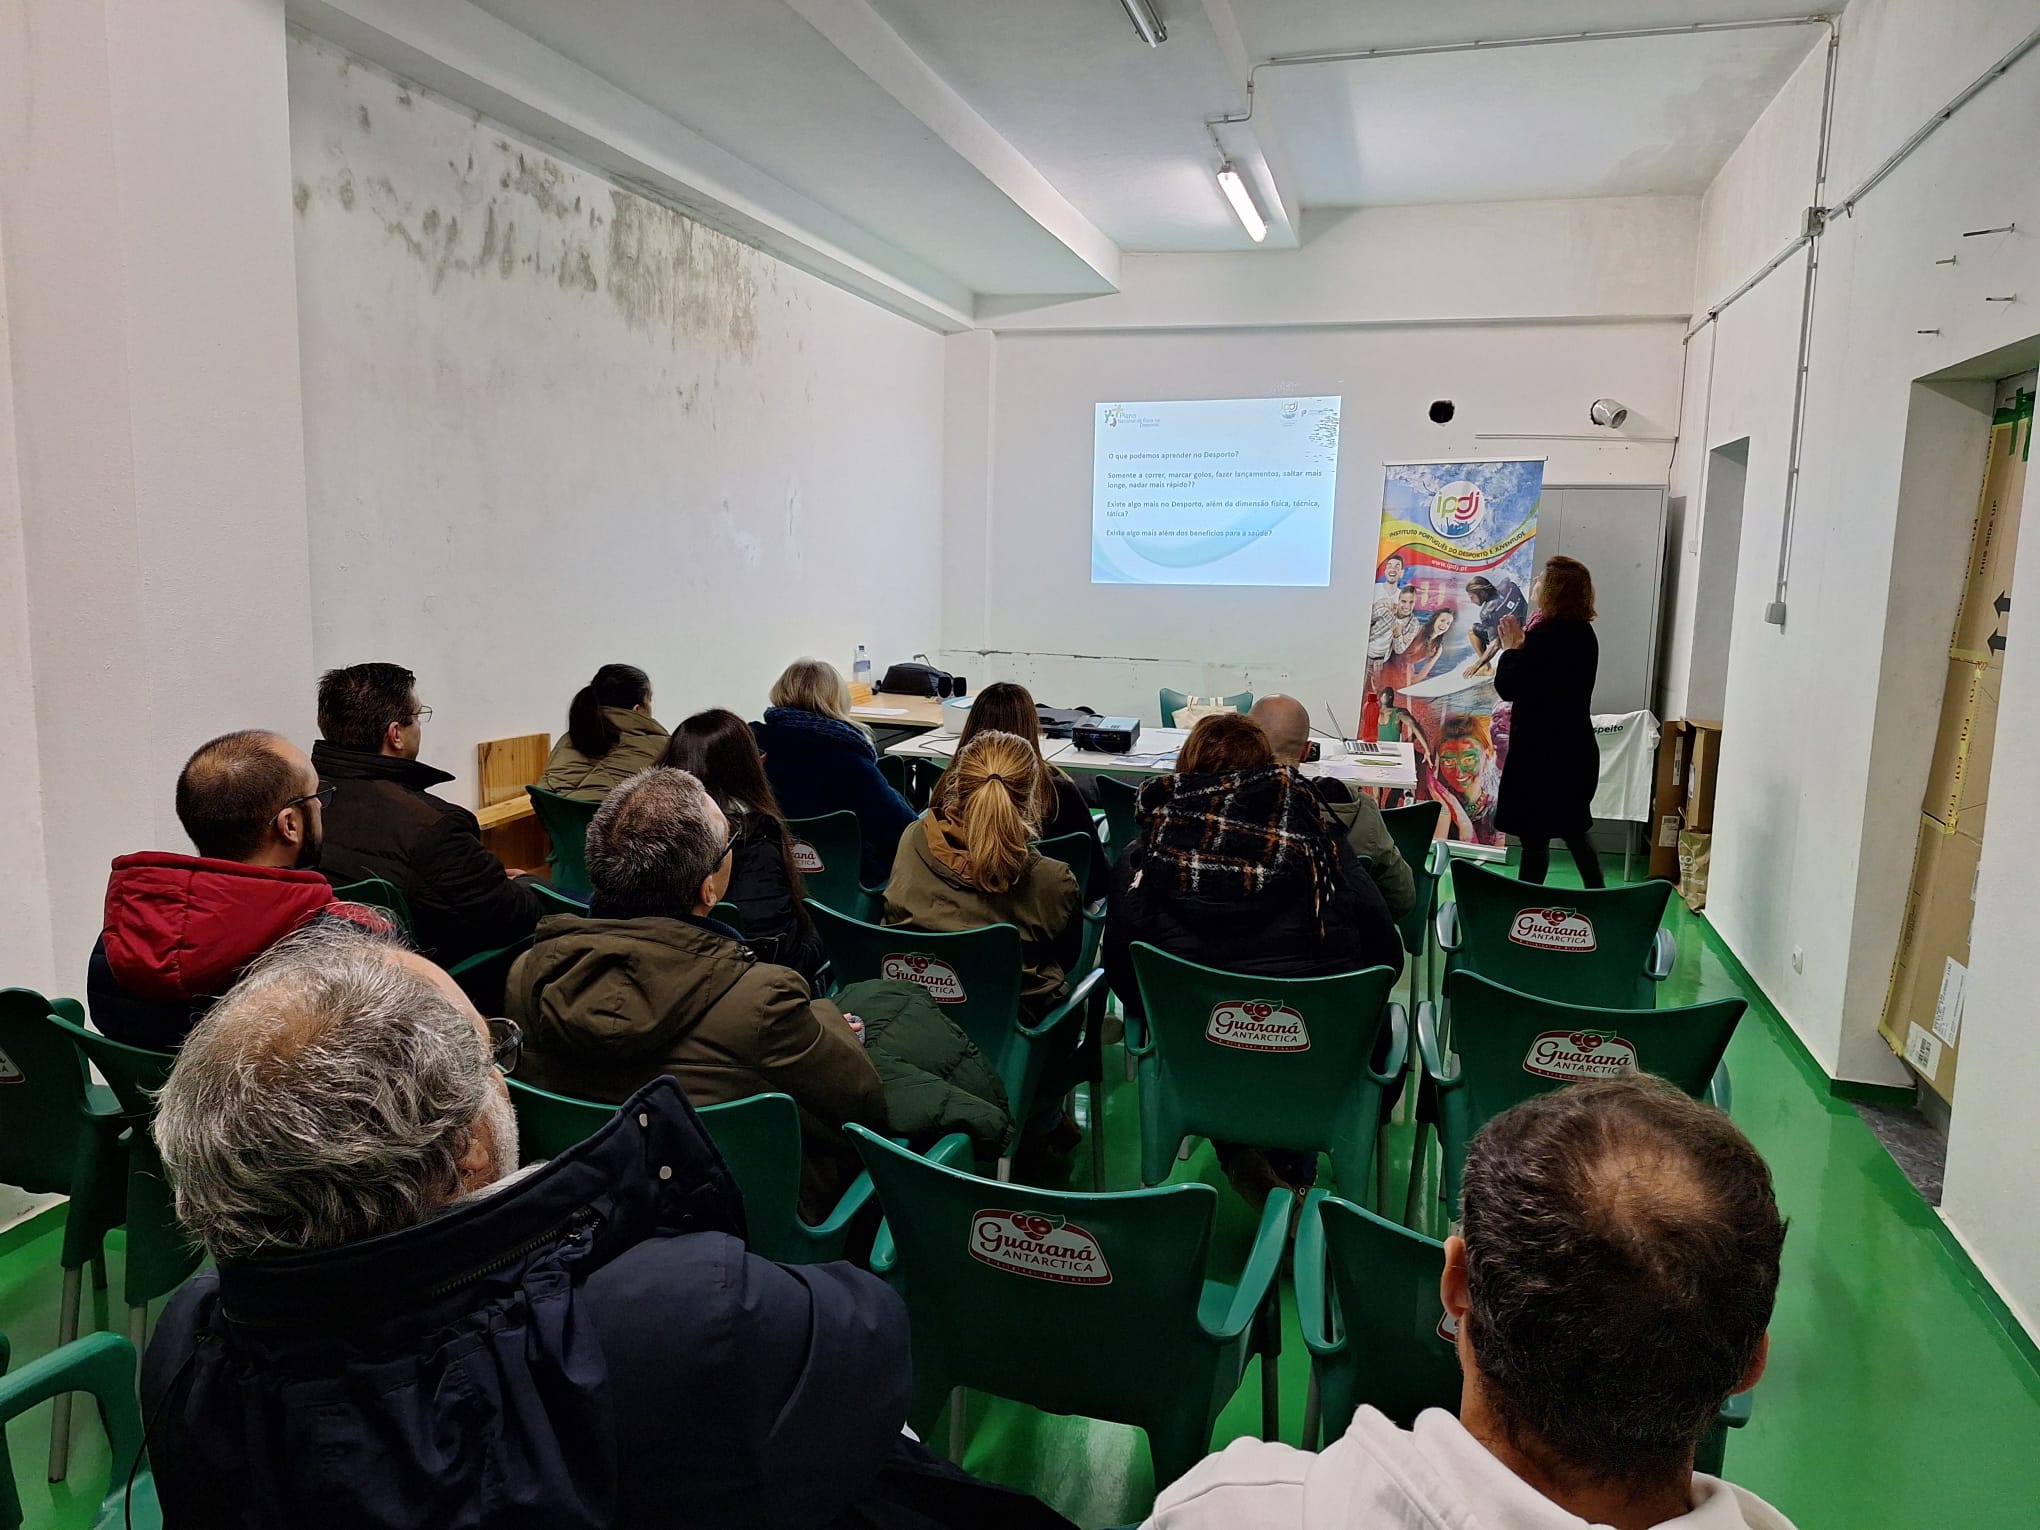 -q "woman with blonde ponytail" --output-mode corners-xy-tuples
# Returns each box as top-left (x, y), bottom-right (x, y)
(882, 729), (1080, 1018)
